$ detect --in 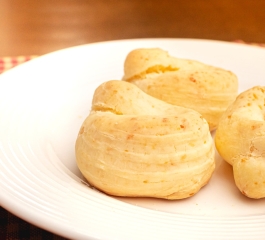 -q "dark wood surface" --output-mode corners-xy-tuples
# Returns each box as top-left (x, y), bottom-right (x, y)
(0, 0), (265, 56)
(0, 0), (265, 239)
